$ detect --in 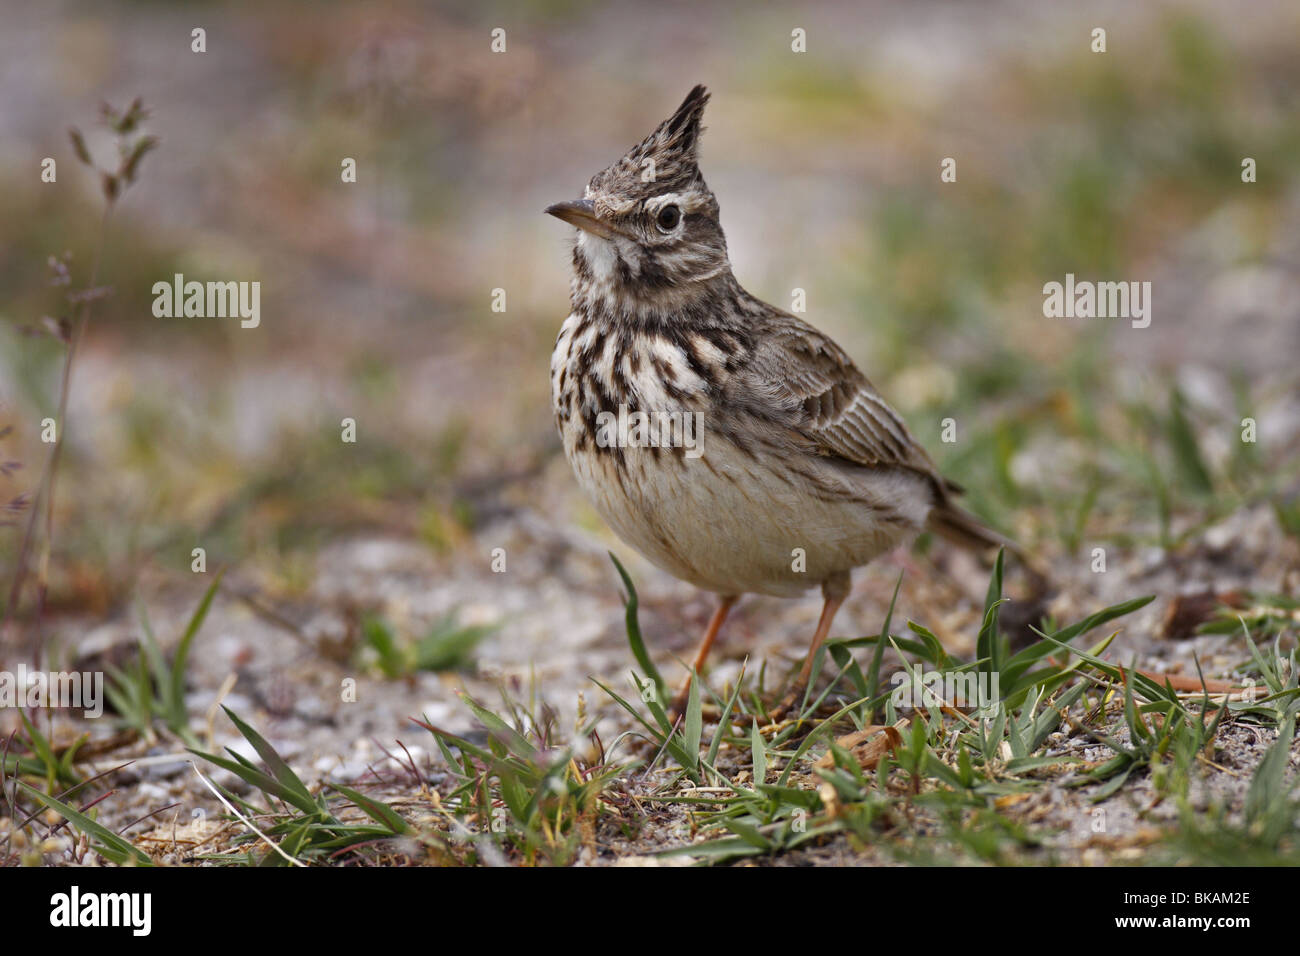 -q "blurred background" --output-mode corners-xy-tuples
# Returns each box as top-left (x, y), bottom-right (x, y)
(1, 0), (1298, 708)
